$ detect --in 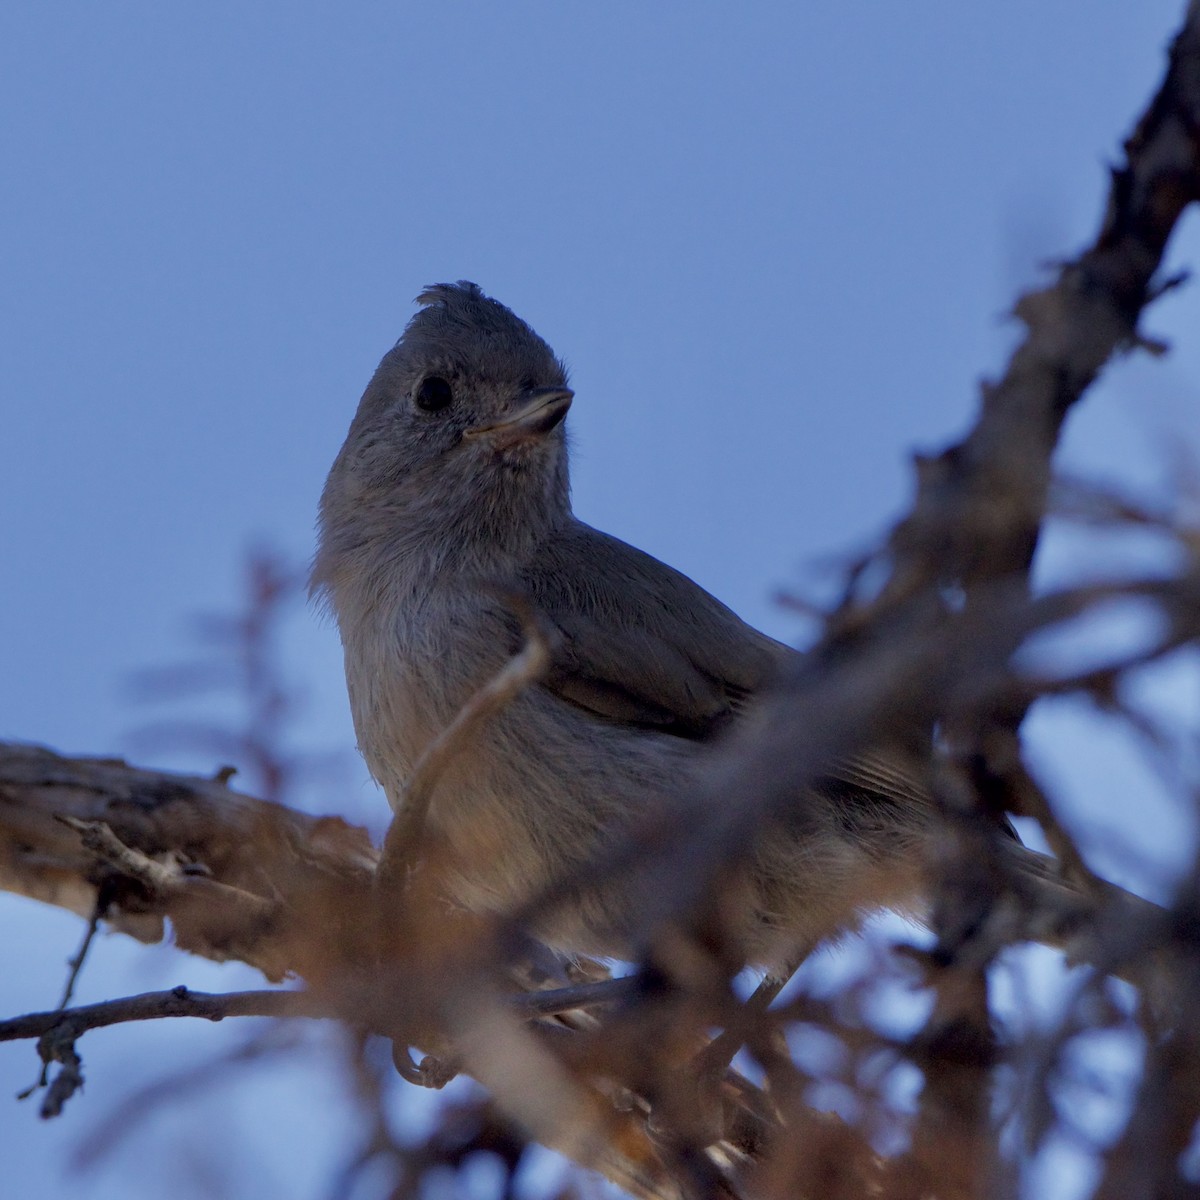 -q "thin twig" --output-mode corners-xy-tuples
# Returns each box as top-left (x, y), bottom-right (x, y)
(0, 986), (325, 1044)
(379, 596), (554, 886)
(0, 975), (643, 1049)
(57, 895), (103, 1012)
(515, 976), (640, 1017)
